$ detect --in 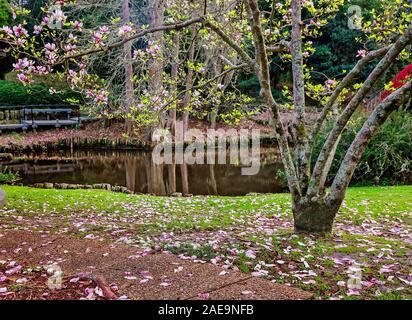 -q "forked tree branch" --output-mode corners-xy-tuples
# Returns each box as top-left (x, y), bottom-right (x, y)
(327, 79), (412, 204)
(307, 26), (412, 198)
(305, 46), (391, 196)
(202, 19), (256, 71)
